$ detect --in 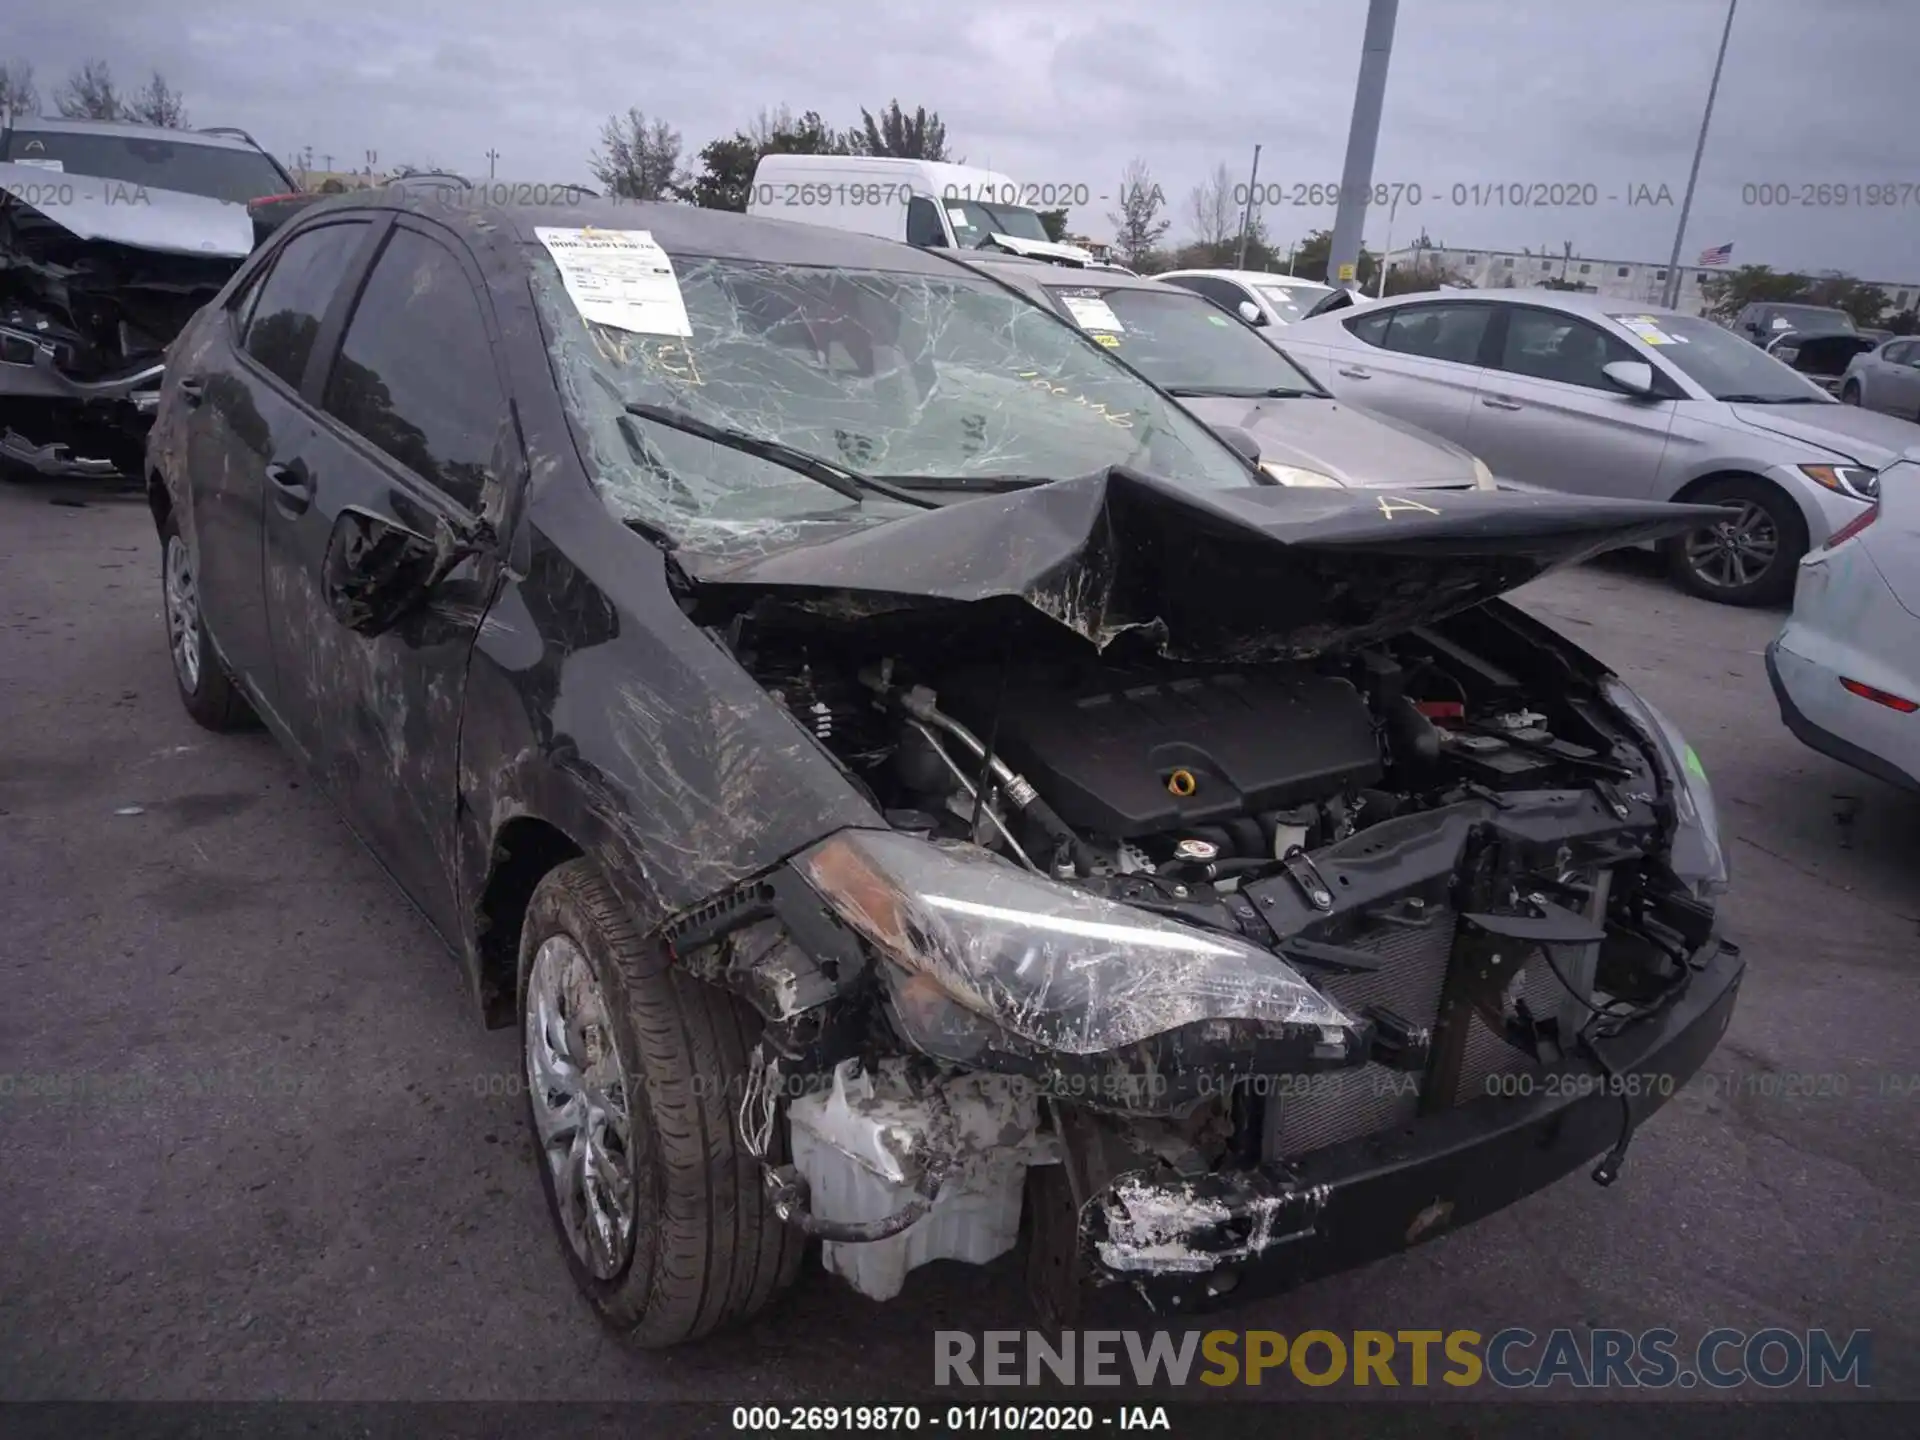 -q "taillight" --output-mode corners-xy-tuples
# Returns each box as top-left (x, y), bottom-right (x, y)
(1822, 503), (1879, 551)
(1839, 677), (1918, 713)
